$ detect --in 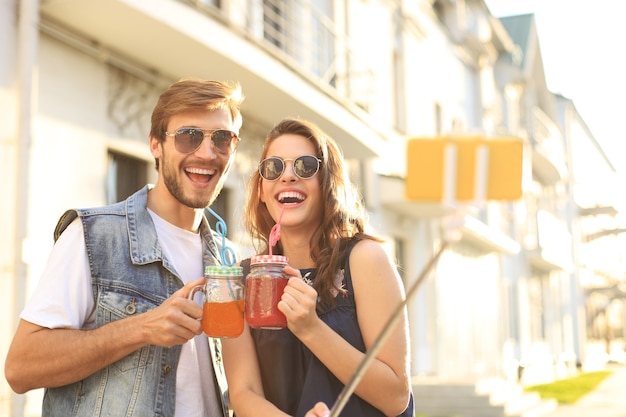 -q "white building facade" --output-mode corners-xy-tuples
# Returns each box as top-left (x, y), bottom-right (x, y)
(2, 1), (622, 416)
